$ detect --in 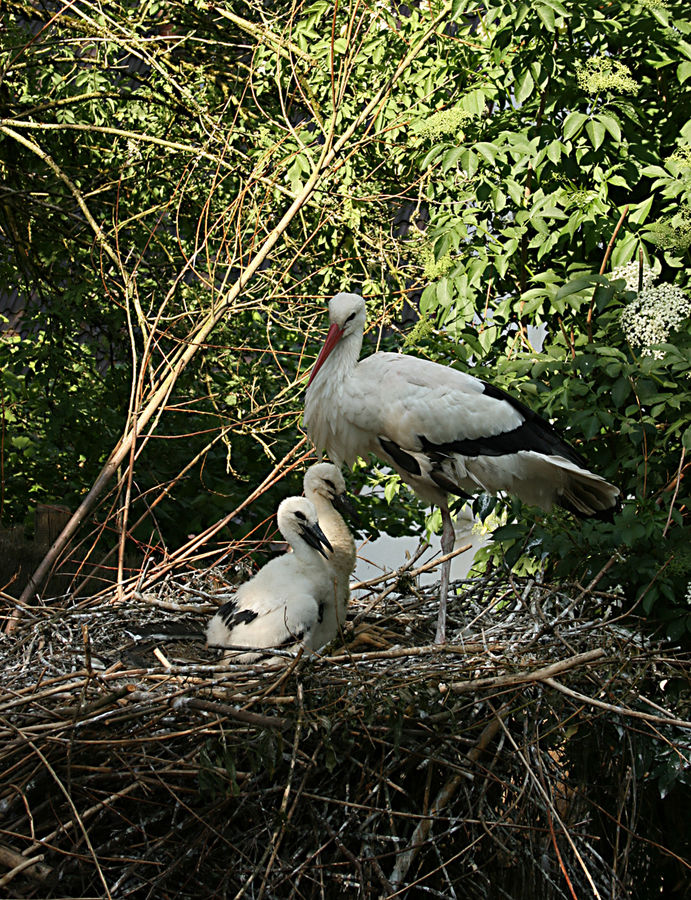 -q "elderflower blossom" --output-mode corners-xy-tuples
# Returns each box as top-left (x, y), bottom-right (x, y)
(577, 57), (639, 95)
(646, 212), (691, 253)
(620, 272), (691, 359)
(403, 315), (435, 348)
(413, 106), (474, 141)
(668, 146), (691, 168)
(420, 246), (455, 280)
(611, 260), (656, 293)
